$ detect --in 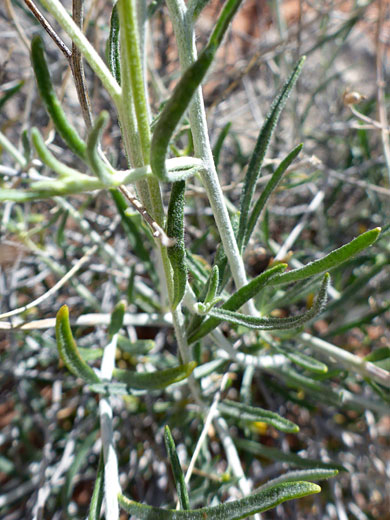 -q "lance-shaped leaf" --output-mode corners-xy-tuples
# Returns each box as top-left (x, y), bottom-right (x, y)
(285, 351), (328, 374)
(242, 144), (303, 251)
(0, 80), (24, 112)
(108, 300), (126, 337)
(238, 58), (305, 250)
(270, 228), (381, 286)
(167, 180), (187, 309)
(235, 438), (346, 472)
(119, 481), (321, 518)
(88, 450), (105, 520)
(86, 111), (114, 184)
(31, 35), (87, 160)
(164, 426), (190, 510)
(188, 264), (287, 343)
(111, 361), (196, 390)
(199, 272), (329, 330)
(257, 468), (339, 492)
(151, 0), (243, 181)
(218, 399), (299, 433)
(55, 305), (101, 383)
(204, 265), (220, 305)
(106, 2), (121, 85)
